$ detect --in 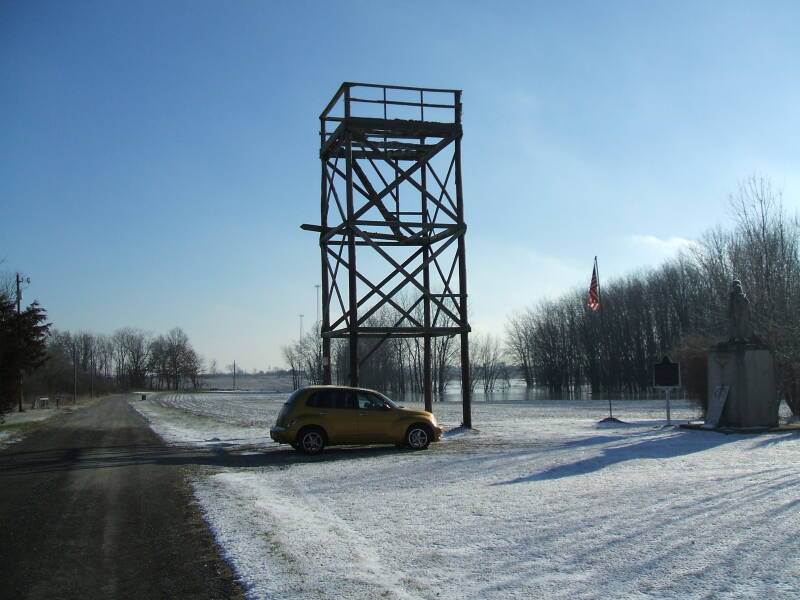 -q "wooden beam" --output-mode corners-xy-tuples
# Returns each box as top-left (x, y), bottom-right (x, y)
(323, 327), (468, 339)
